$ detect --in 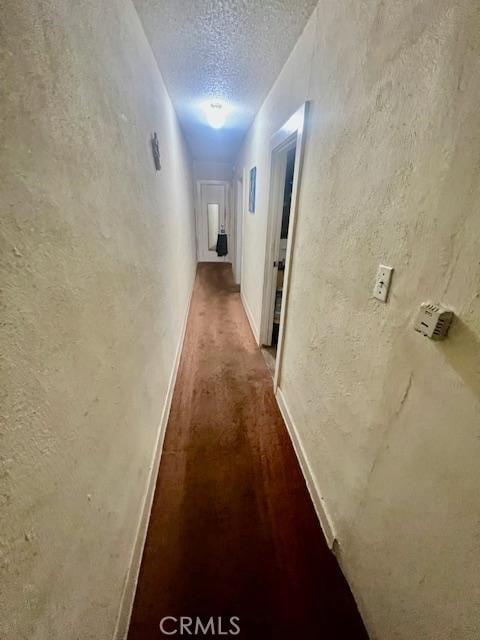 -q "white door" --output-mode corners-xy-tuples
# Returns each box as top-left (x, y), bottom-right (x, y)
(196, 181), (230, 262)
